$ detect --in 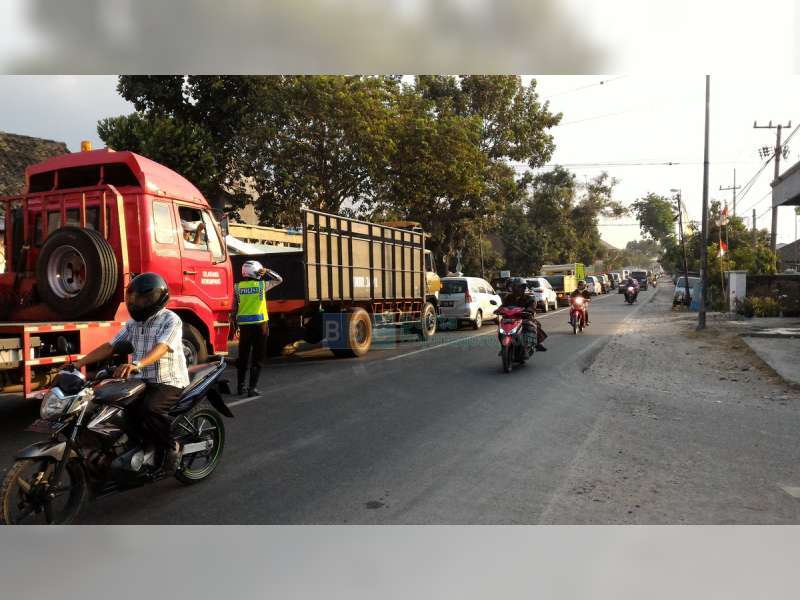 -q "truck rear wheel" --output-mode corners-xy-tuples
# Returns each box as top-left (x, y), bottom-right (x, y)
(331, 308), (372, 358)
(416, 302), (437, 340)
(35, 226), (118, 319)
